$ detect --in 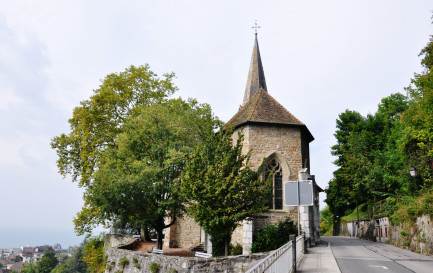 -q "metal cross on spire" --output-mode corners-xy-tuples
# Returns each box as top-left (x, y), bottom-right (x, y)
(252, 19), (261, 35)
